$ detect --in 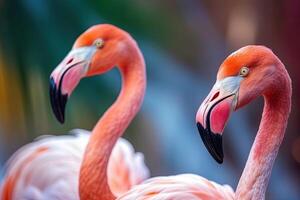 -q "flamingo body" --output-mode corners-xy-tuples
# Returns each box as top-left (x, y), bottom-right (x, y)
(118, 174), (234, 200)
(0, 129), (149, 200)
